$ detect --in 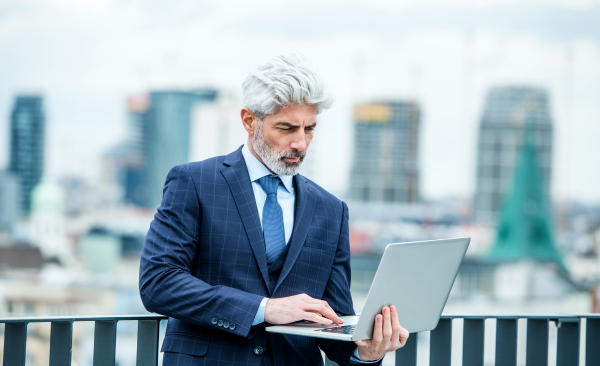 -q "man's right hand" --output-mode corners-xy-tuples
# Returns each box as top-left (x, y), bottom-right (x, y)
(264, 293), (344, 325)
